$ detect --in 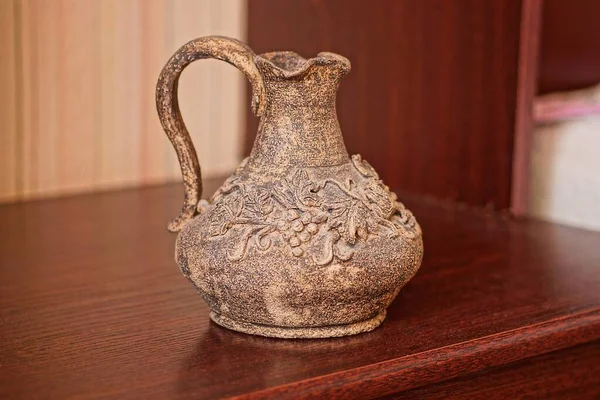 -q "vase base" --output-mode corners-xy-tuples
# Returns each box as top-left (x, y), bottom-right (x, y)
(209, 310), (387, 339)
